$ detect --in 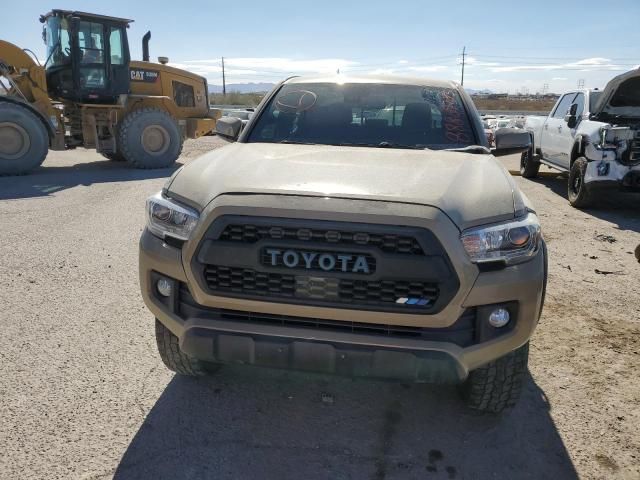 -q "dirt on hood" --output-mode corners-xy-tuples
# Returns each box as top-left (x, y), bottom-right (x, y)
(167, 142), (521, 230)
